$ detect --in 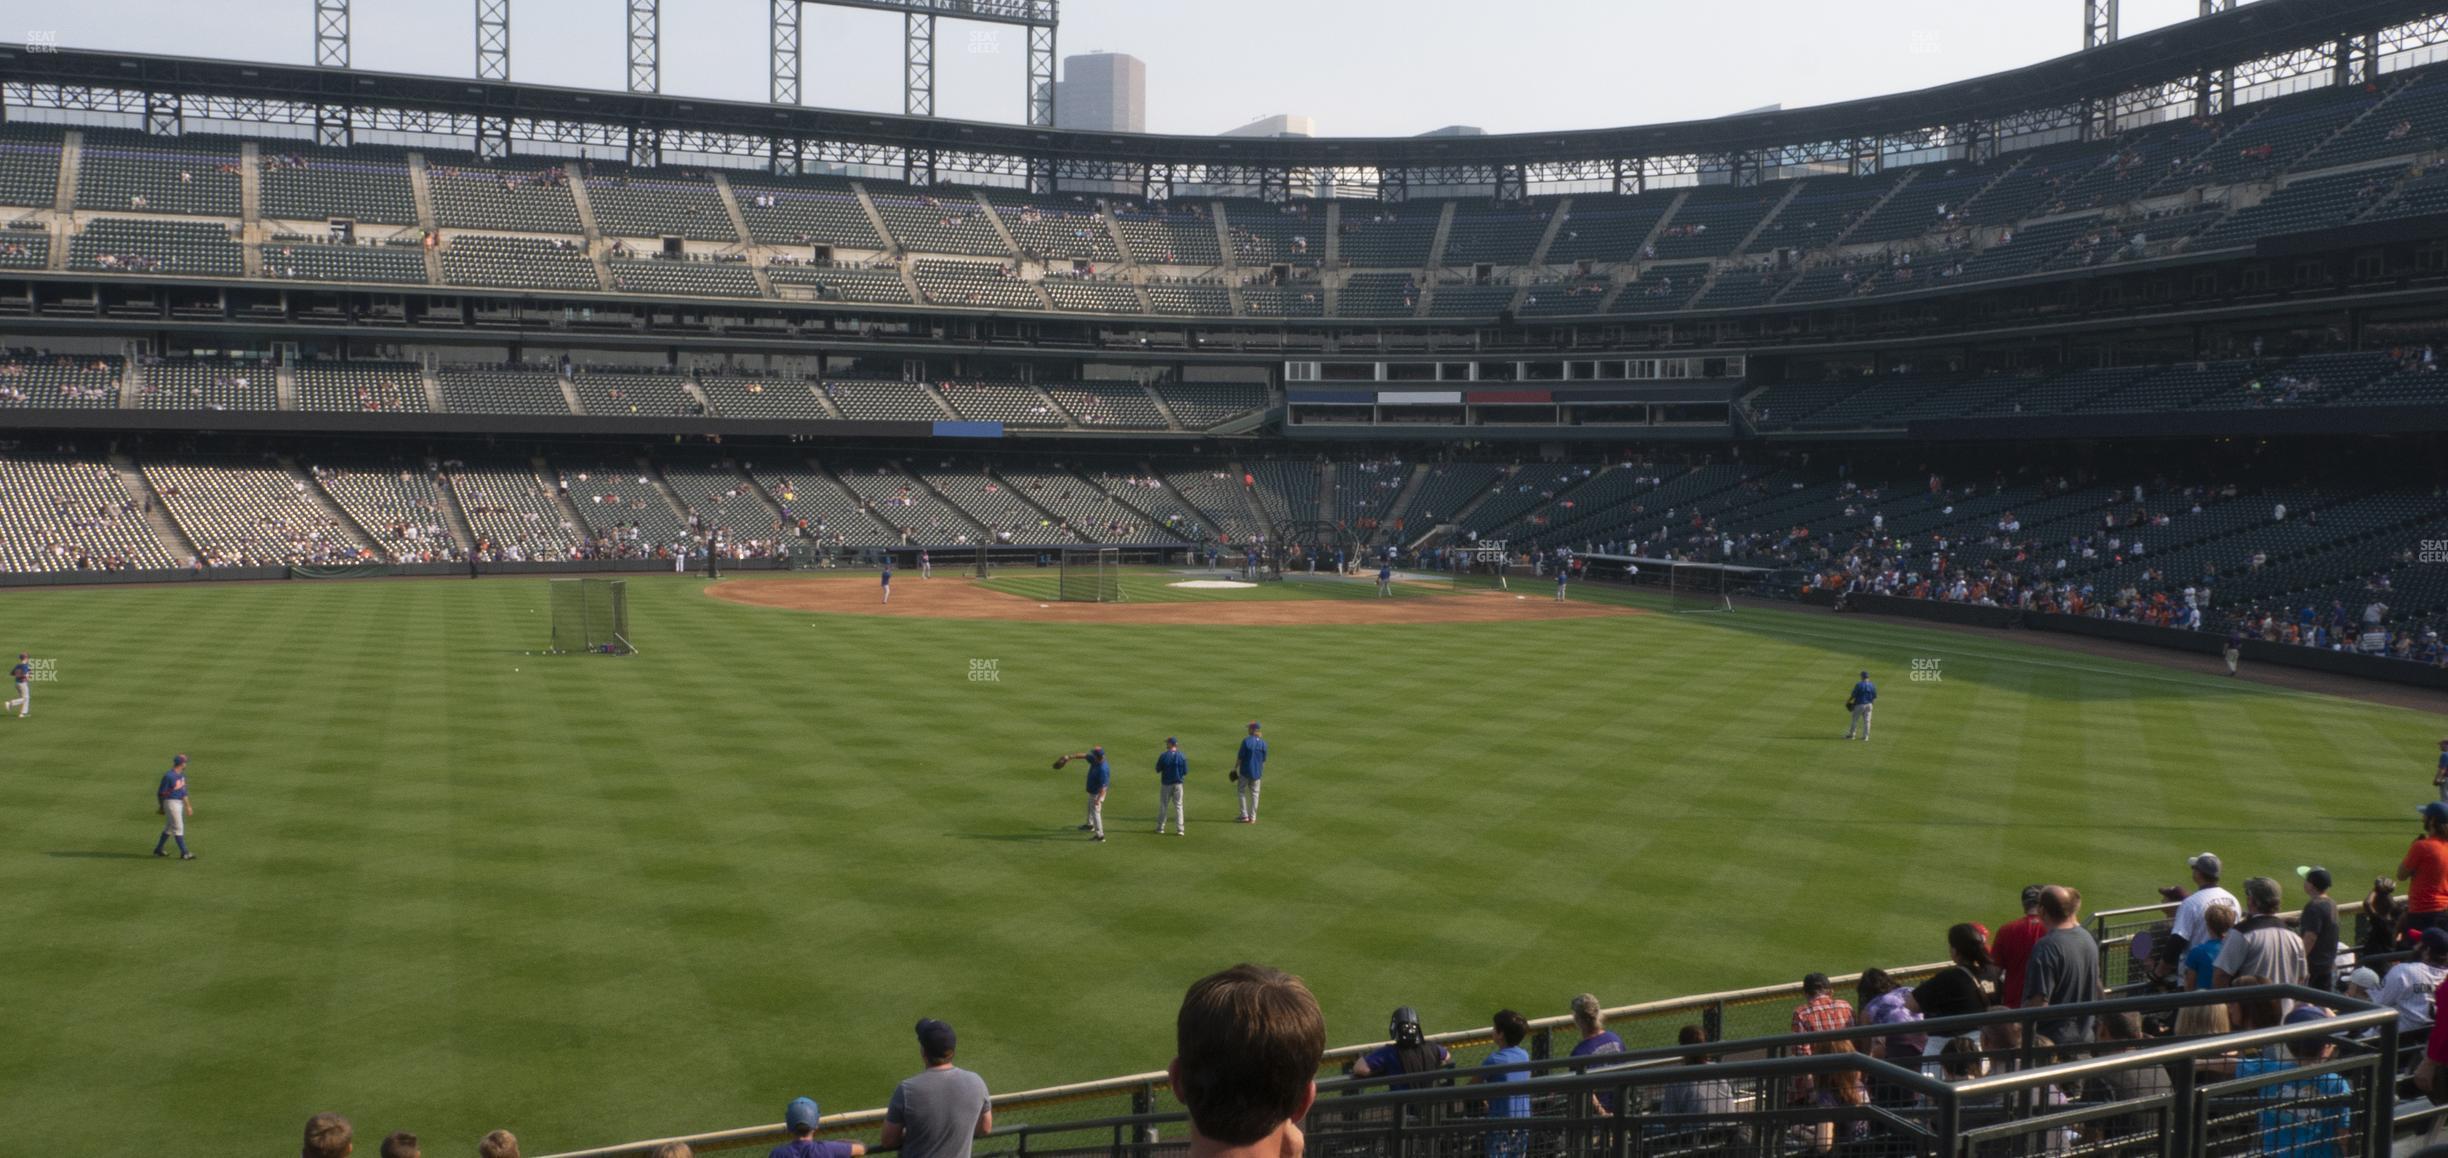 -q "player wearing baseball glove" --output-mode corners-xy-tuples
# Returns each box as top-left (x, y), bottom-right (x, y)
(1053, 754), (1071, 770)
